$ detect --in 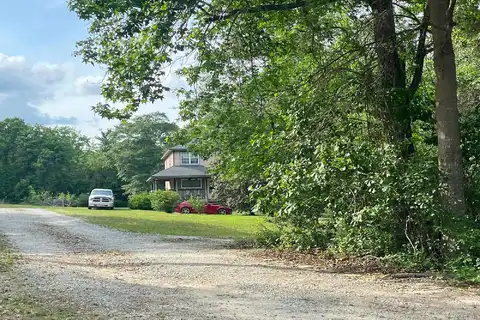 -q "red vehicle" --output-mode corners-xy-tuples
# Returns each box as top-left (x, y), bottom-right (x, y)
(175, 200), (232, 215)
